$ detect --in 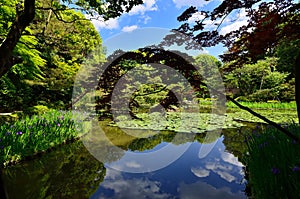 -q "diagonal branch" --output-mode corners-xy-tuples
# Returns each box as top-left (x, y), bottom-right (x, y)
(201, 81), (300, 144)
